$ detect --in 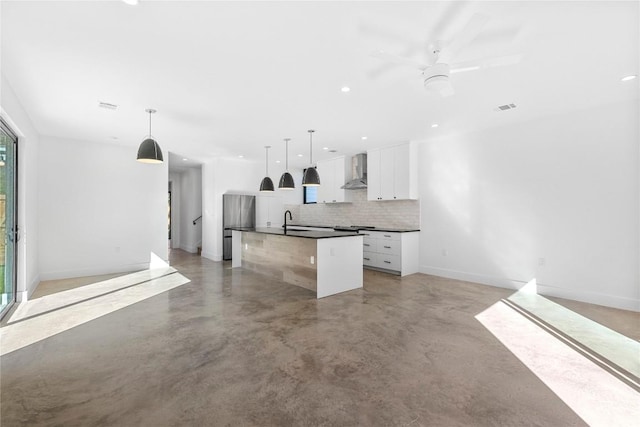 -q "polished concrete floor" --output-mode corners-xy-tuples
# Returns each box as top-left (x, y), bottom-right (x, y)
(1, 250), (638, 426)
